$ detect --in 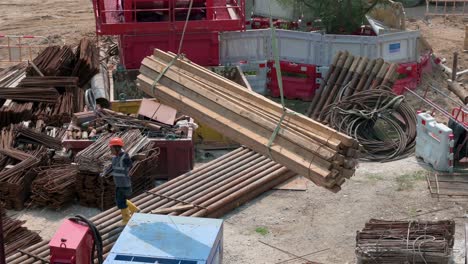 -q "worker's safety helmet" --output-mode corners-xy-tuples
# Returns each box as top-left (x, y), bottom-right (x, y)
(109, 137), (124, 147)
